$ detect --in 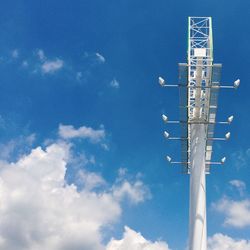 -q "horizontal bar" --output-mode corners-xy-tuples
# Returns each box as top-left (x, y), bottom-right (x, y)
(206, 162), (223, 165)
(178, 62), (222, 68)
(167, 121), (180, 124)
(219, 86), (235, 89)
(162, 84), (179, 87)
(207, 138), (226, 141)
(163, 84), (234, 89)
(166, 120), (229, 125)
(170, 162), (190, 164)
(170, 161), (222, 165)
(179, 105), (217, 109)
(168, 137), (188, 140)
(168, 137), (226, 141)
